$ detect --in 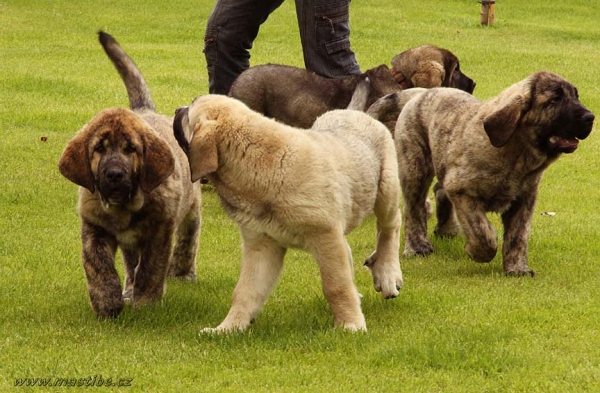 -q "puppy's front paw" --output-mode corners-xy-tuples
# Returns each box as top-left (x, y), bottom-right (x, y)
(364, 251), (402, 299)
(172, 272), (197, 282)
(200, 323), (248, 335)
(334, 317), (367, 332)
(403, 236), (434, 257)
(505, 269), (535, 277)
(90, 291), (124, 319)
